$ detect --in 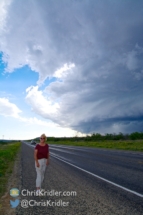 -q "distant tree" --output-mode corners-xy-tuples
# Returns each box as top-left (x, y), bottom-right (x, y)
(91, 133), (102, 140)
(130, 132), (143, 140)
(113, 132), (124, 140)
(105, 133), (113, 140)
